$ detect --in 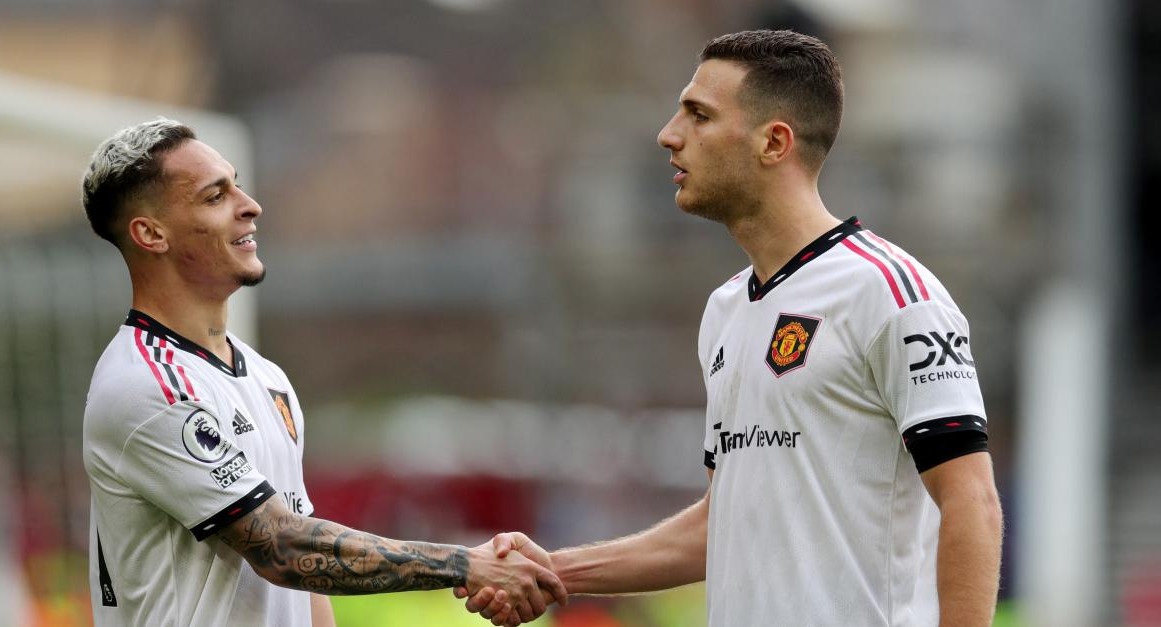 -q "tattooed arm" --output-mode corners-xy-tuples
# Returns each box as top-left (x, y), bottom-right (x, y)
(217, 494), (567, 610)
